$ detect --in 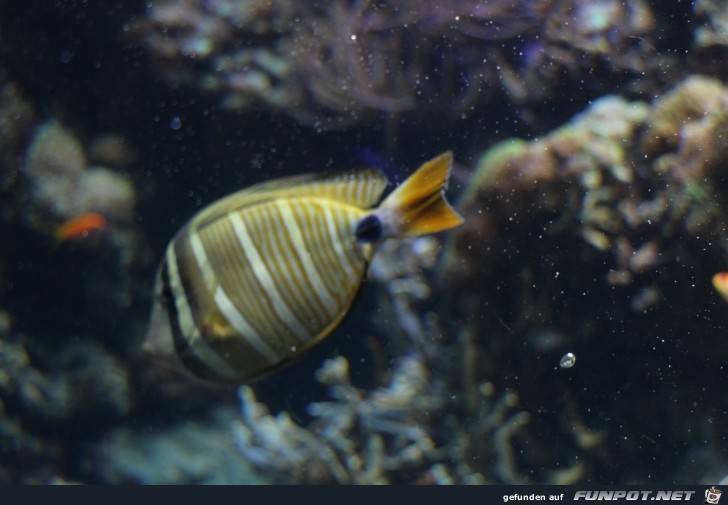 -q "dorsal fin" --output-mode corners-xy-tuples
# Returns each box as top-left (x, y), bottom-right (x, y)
(190, 168), (389, 230)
